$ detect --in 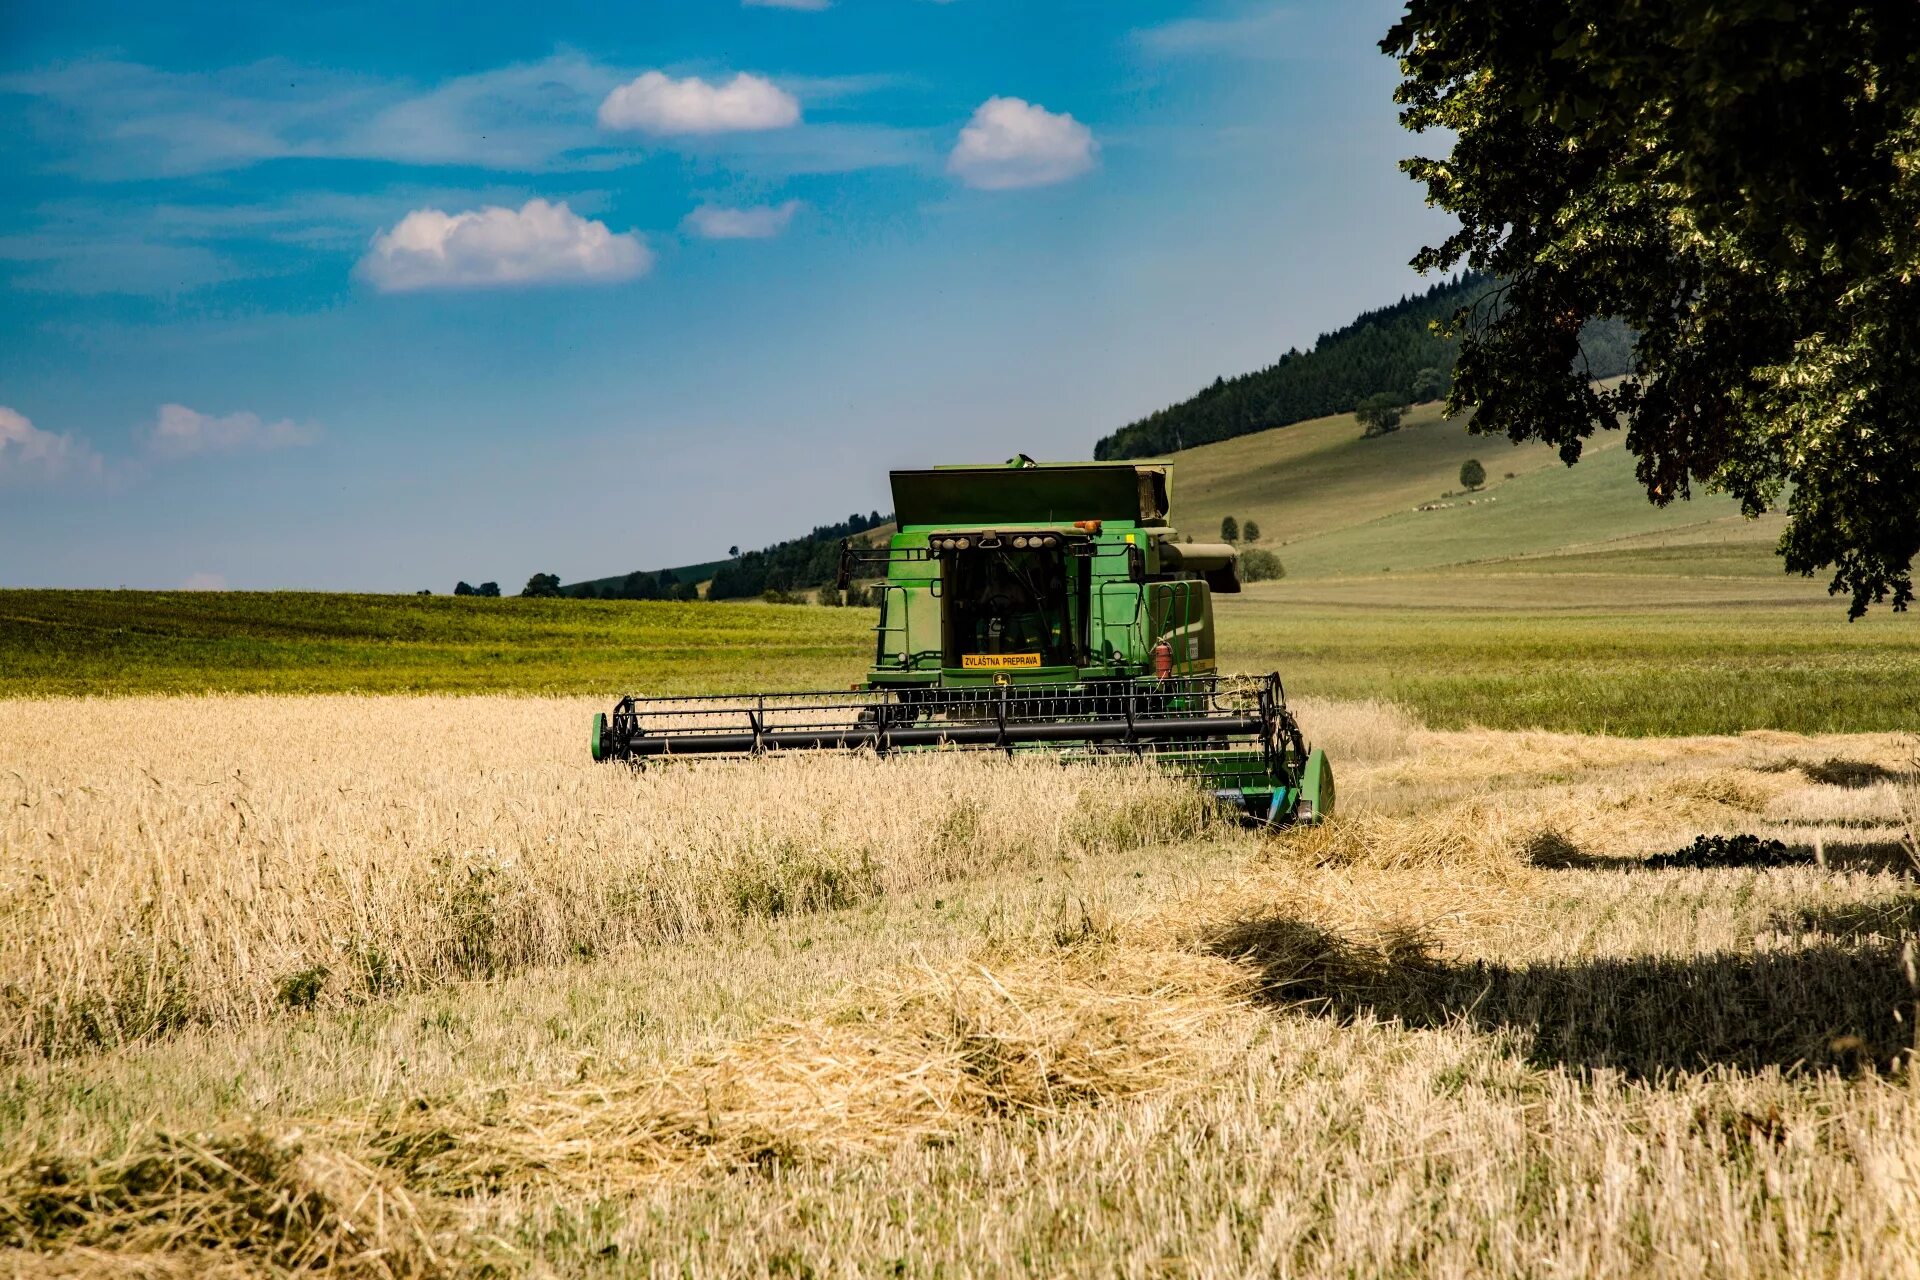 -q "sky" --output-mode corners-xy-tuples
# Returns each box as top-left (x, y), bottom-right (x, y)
(0, 0), (1453, 592)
